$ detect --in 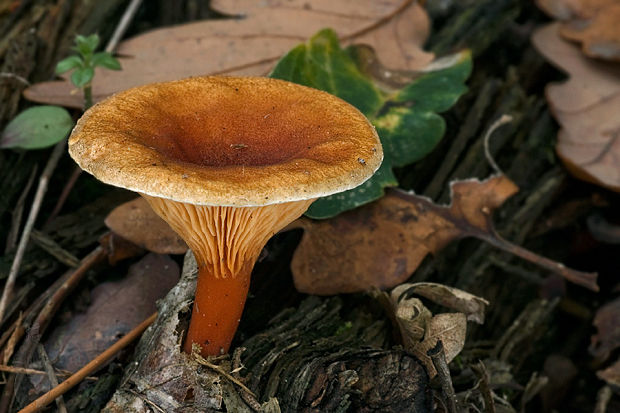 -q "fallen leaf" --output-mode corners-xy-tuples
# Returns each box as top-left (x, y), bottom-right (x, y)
(31, 253), (179, 391)
(24, 0), (433, 108)
(560, 4), (620, 61)
(532, 24), (620, 192)
(104, 197), (187, 255)
(291, 174), (598, 294)
(291, 175), (518, 294)
(597, 358), (620, 386)
(391, 282), (489, 324)
(590, 297), (620, 361)
(536, 0), (620, 60)
(377, 287), (467, 378)
(0, 106), (73, 149)
(271, 29), (471, 218)
(413, 313), (467, 377)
